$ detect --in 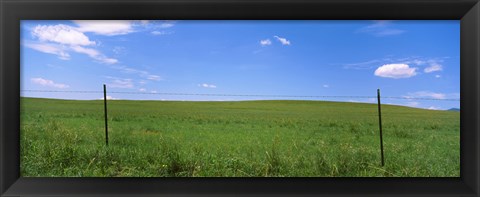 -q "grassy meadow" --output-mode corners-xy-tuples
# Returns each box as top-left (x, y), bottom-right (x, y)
(20, 97), (460, 177)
